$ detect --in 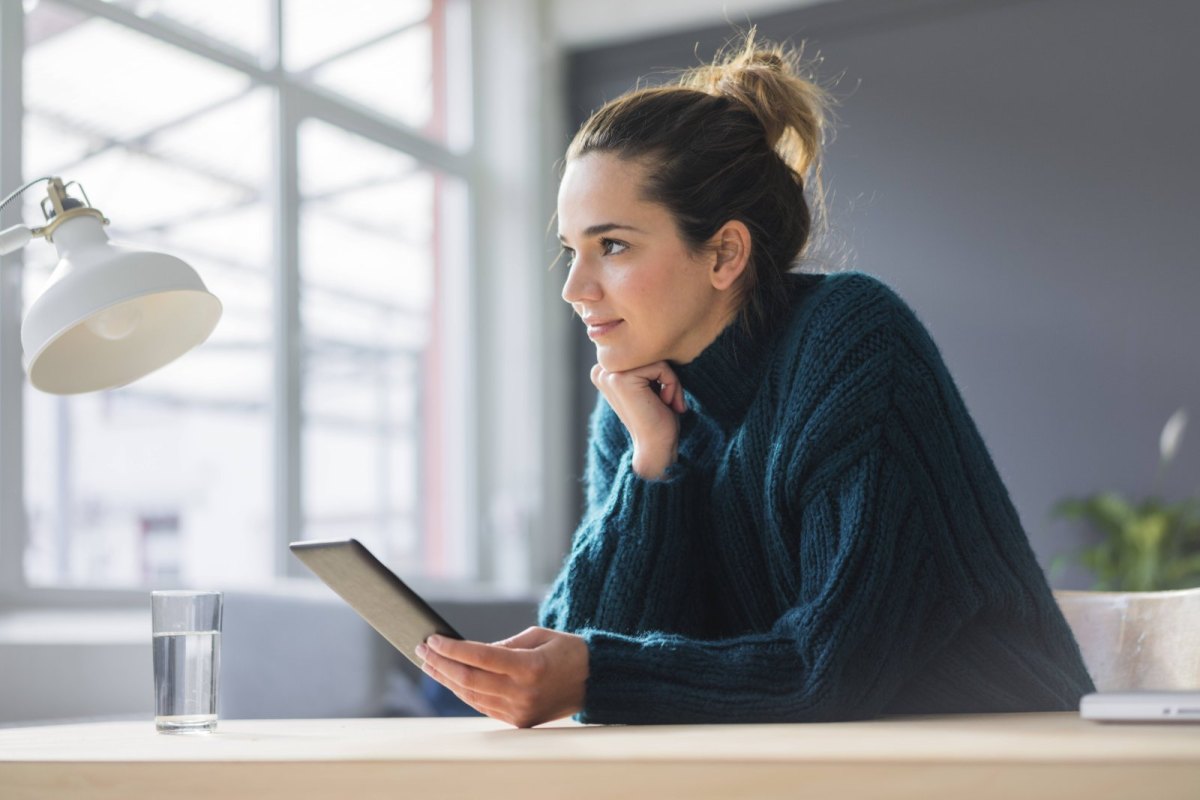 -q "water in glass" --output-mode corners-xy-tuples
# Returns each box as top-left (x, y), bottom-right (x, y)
(153, 630), (220, 733)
